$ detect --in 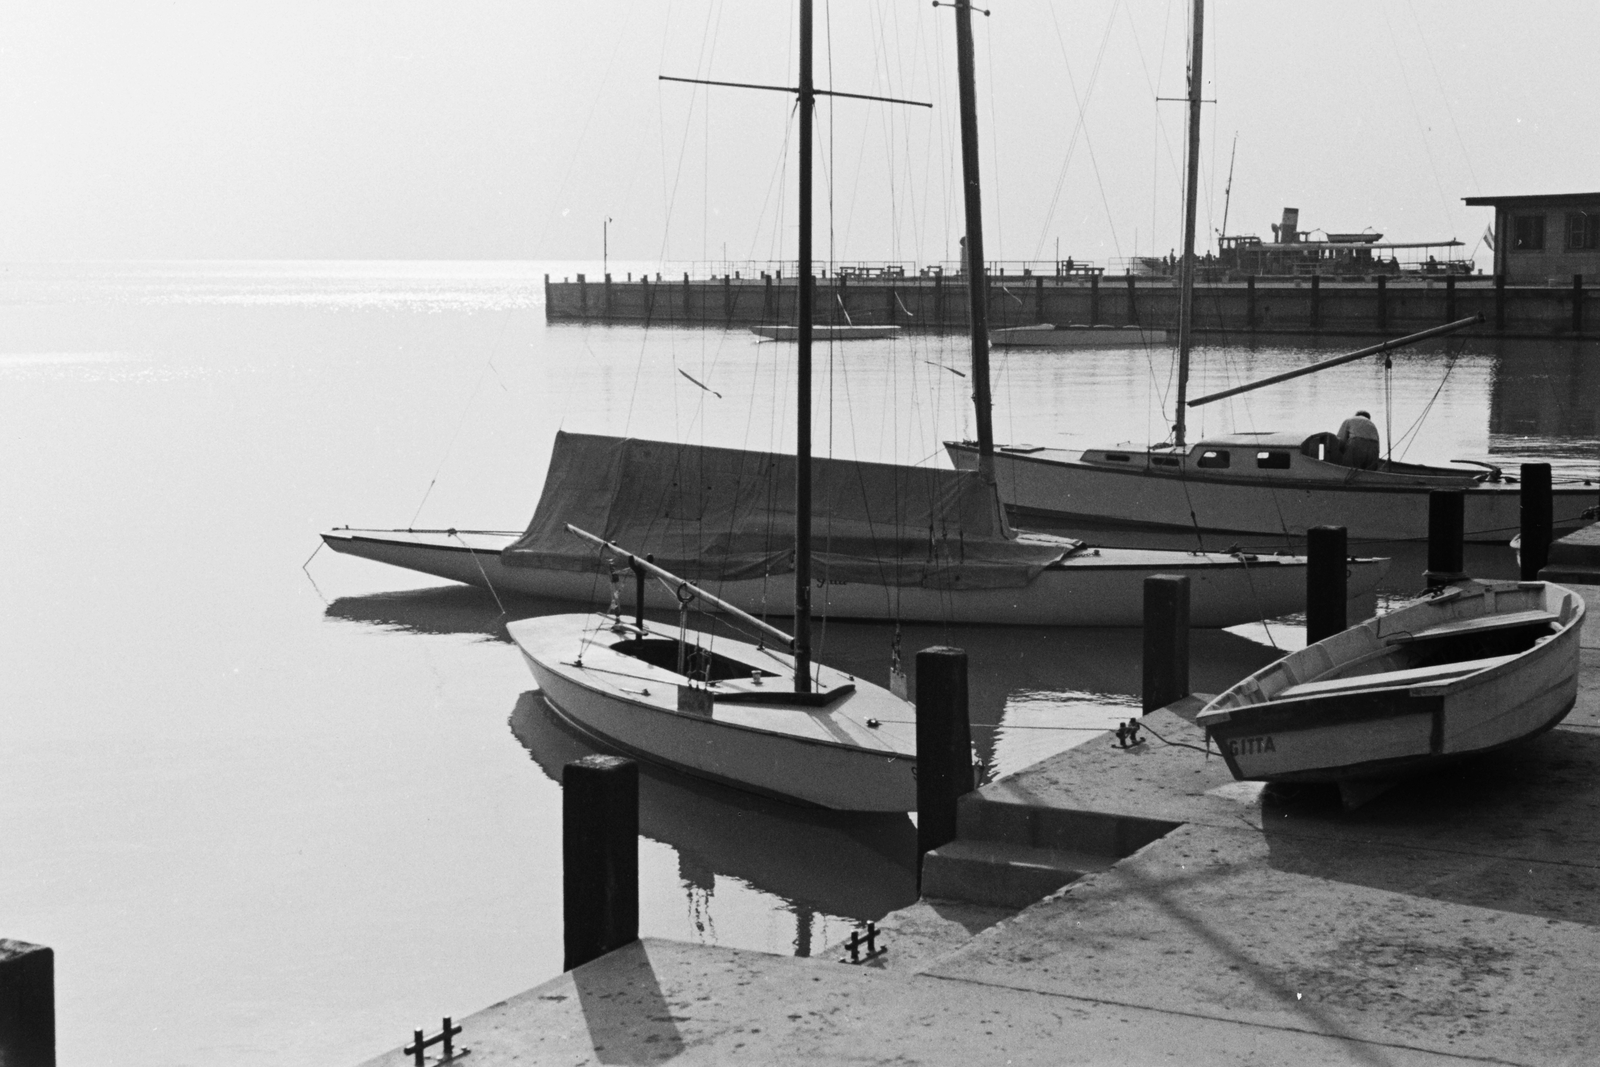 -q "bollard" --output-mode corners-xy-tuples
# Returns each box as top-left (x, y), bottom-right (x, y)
(1425, 490), (1467, 587)
(915, 647), (973, 864)
(1142, 575), (1190, 714)
(1521, 463), (1554, 580)
(563, 756), (638, 971)
(0, 940), (54, 1067)
(1306, 525), (1348, 644)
